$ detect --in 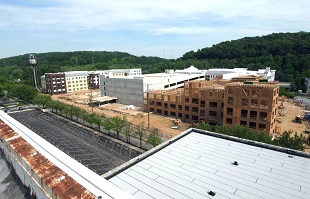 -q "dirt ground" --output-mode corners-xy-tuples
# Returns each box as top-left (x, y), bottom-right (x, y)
(276, 99), (310, 152)
(51, 90), (310, 152)
(51, 90), (192, 139)
(276, 100), (309, 134)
